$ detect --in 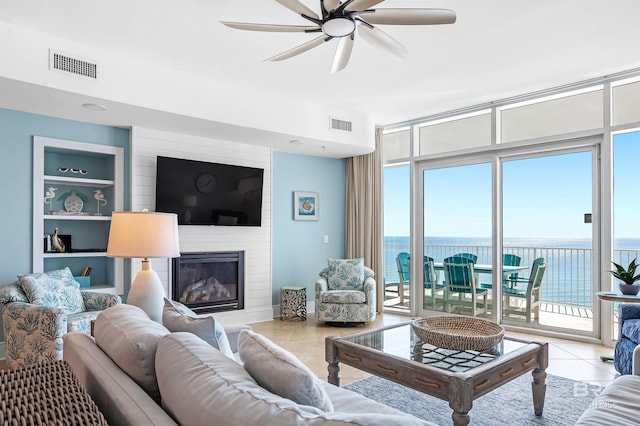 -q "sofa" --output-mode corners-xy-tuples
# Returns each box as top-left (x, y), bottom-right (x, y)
(575, 304), (640, 425)
(63, 303), (436, 426)
(613, 303), (640, 375)
(575, 373), (640, 425)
